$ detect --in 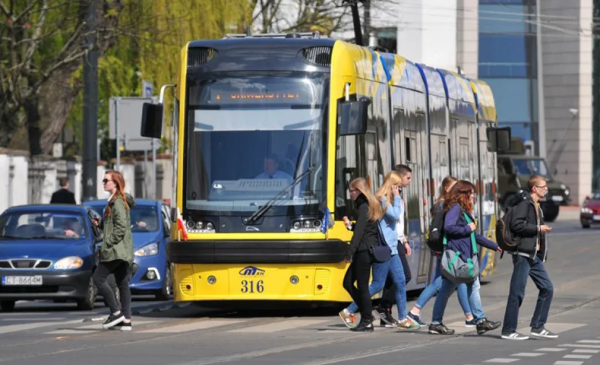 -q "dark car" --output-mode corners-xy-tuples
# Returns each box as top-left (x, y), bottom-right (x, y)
(580, 193), (600, 228)
(0, 205), (103, 311)
(83, 199), (172, 300)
